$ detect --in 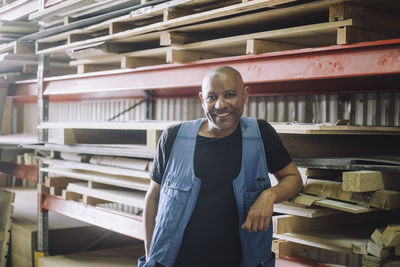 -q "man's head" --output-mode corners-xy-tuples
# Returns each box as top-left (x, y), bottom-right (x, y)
(199, 66), (249, 137)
